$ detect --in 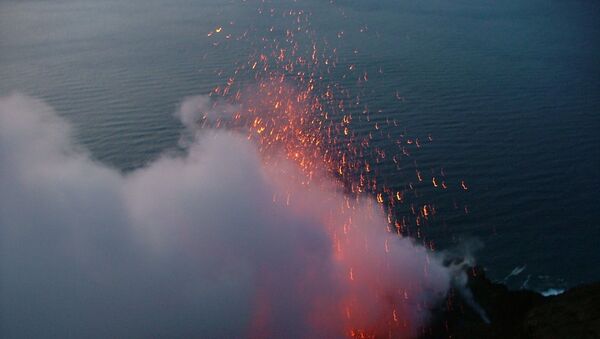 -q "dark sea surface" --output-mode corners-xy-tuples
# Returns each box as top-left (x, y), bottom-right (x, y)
(1, 0), (598, 292)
